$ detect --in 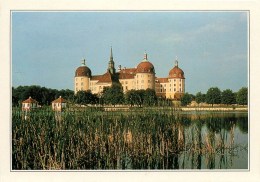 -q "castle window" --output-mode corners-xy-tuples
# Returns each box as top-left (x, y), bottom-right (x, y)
(81, 82), (83, 86)
(141, 80), (144, 83)
(148, 80), (150, 83)
(125, 81), (128, 84)
(174, 79), (176, 82)
(141, 85), (144, 89)
(160, 89), (162, 92)
(81, 78), (83, 81)
(170, 89), (171, 91)
(76, 83), (78, 86)
(174, 88), (176, 91)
